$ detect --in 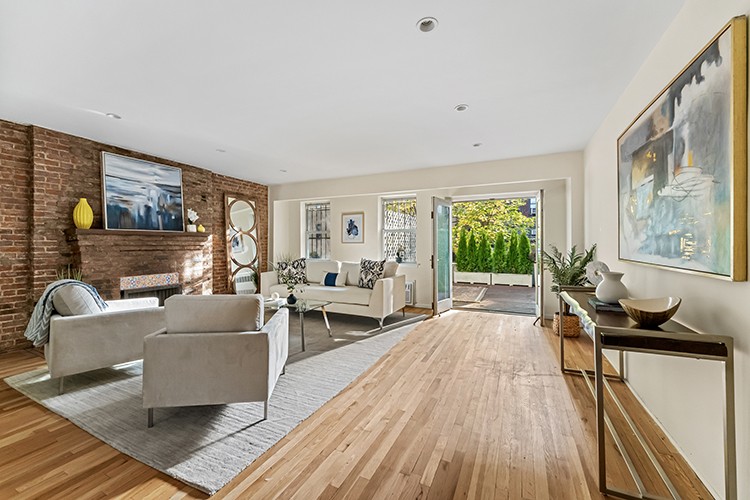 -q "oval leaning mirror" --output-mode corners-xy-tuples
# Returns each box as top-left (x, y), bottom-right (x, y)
(225, 195), (260, 294)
